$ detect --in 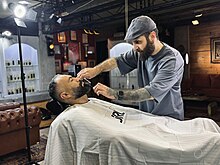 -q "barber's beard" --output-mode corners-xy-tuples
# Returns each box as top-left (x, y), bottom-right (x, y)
(139, 38), (155, 61)
(73, 79), (92, 99)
